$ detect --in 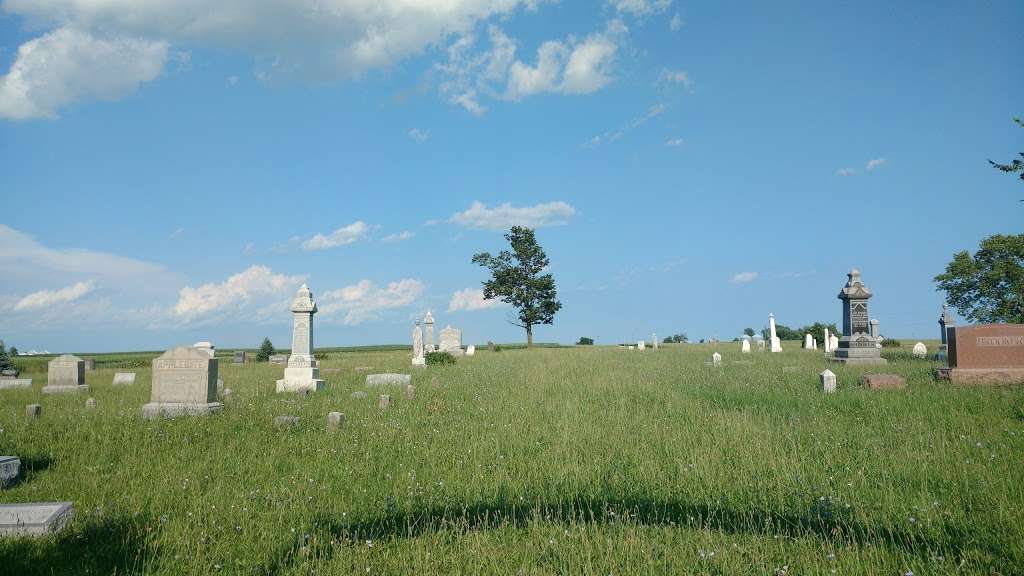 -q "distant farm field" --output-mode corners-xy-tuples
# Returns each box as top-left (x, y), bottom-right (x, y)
(1, 343), (1022, 575)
